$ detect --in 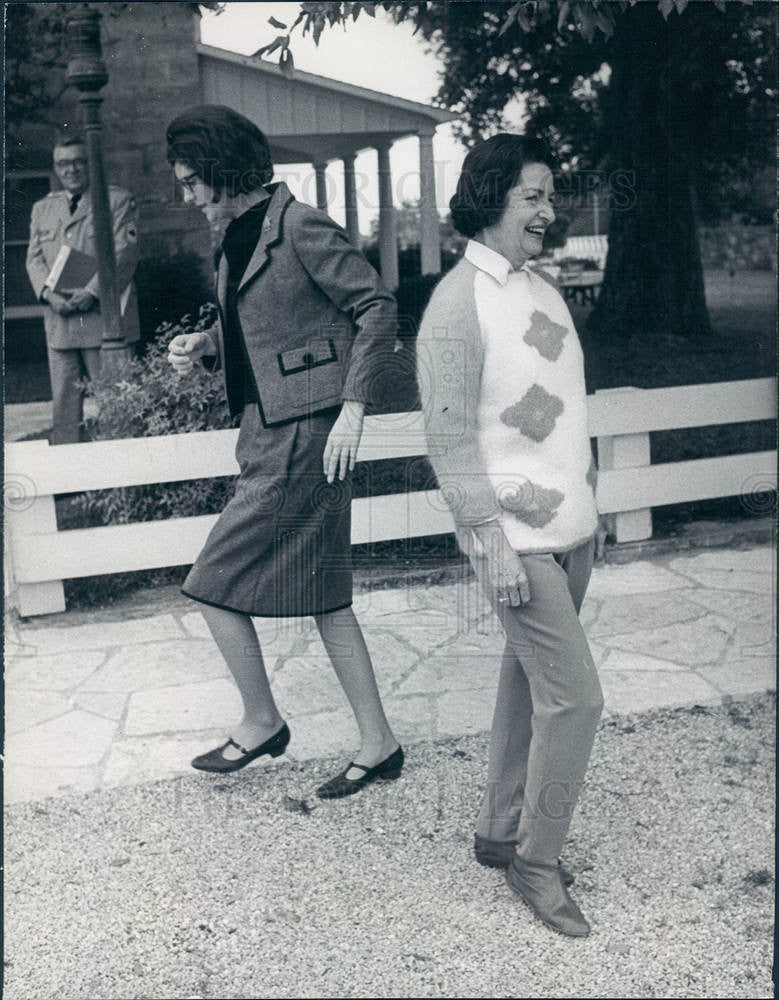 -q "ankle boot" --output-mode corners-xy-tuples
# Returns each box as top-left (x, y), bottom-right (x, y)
(506, 854), (590, 937)
(474, 834), (574, 886)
